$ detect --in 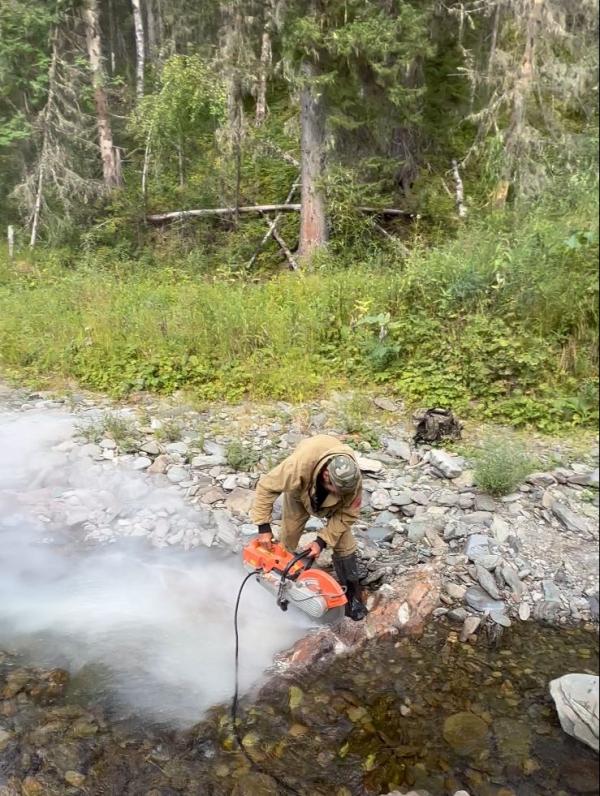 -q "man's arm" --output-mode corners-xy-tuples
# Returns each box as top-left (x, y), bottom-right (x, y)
(250, 453), (305, 526)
